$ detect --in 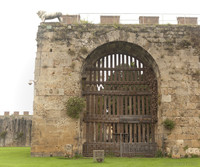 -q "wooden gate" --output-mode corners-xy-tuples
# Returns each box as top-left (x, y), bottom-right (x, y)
(82, 53), (157, 157)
